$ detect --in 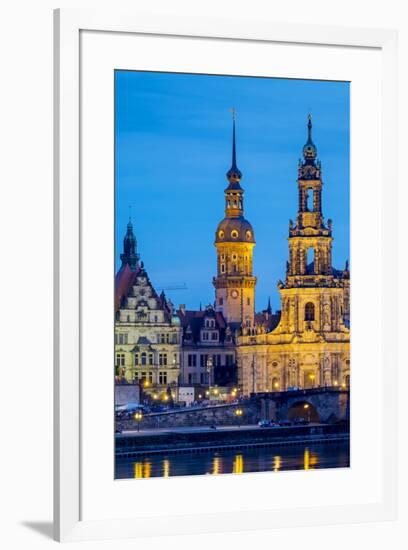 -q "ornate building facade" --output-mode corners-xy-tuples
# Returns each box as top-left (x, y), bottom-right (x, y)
(237, 116), (350, 395)
(114, 115), (350, 401)
(114, 220), (182, 397)
(179, 304), (237, 389)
